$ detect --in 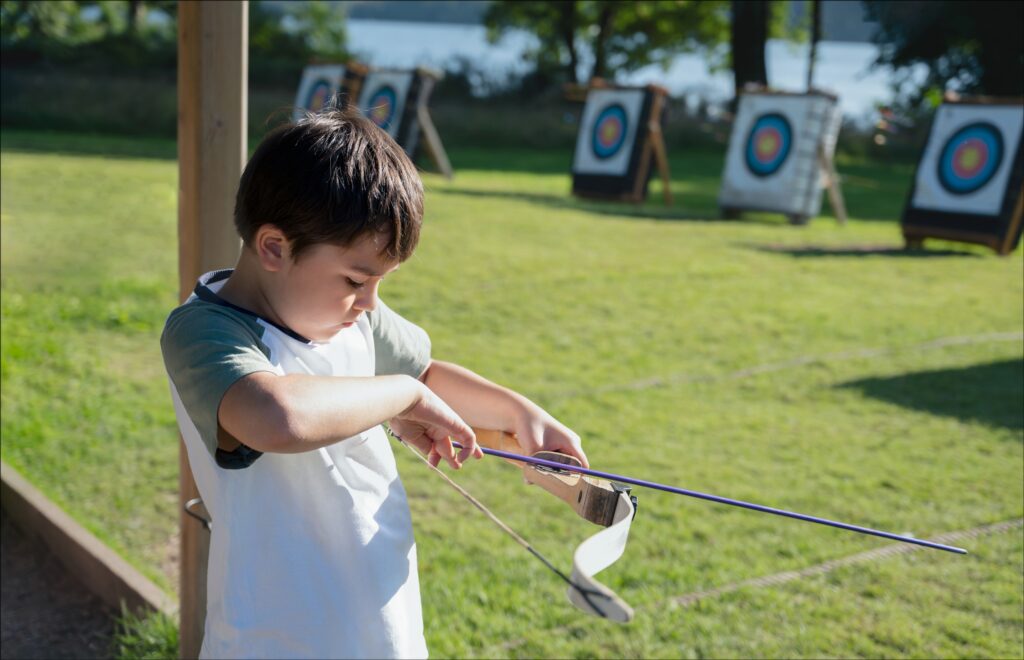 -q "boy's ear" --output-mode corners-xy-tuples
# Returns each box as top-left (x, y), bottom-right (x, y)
(253, 225), (290, 272)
